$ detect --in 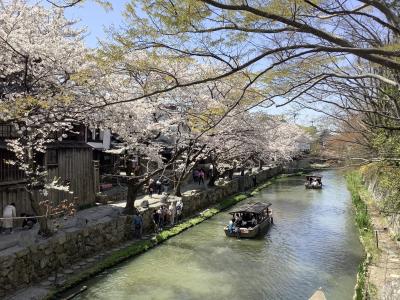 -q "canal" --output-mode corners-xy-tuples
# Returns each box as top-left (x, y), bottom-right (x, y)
(74, 170), (363, 300)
